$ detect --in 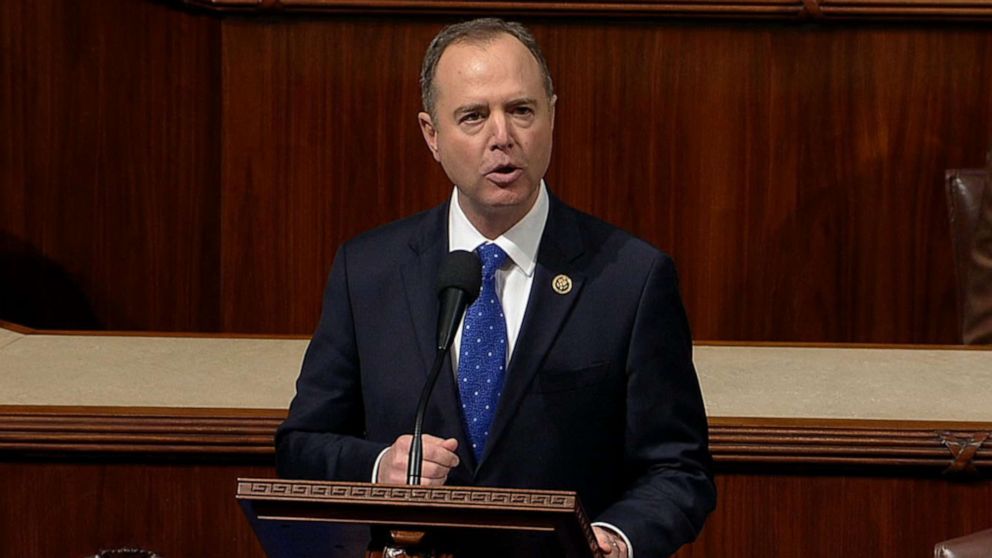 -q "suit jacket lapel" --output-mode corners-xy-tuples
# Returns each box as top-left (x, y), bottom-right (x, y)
(399, 200), (479, 474)
(400, 204), (448, 373)
(478, 196), (586, 470)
